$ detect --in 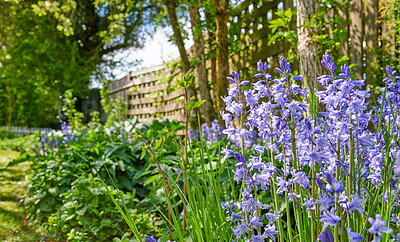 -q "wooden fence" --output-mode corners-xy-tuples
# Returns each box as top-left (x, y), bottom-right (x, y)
(0, 126), (52, 137)
(109, 63), (186, 123)
(109, 0), (397, 124)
